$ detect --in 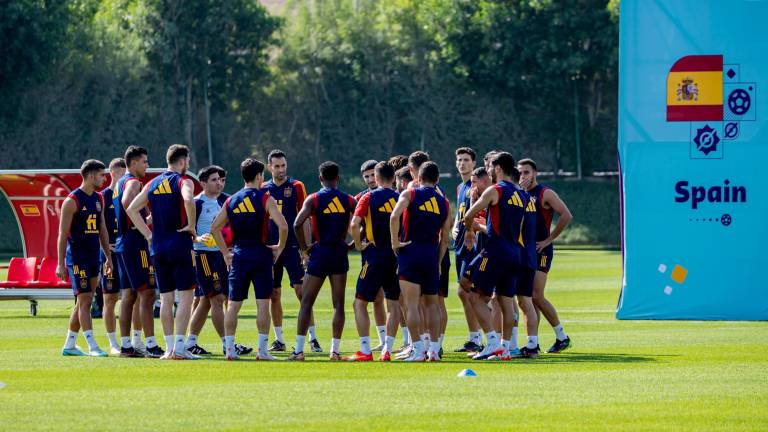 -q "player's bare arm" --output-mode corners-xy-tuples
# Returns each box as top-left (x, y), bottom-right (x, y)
(538, 189), (573, 252)
(463, 186), (498, 250)
(55, 197), (77, 280)
(266, 195), (289, 261)
(294, 195), (314, 253)
(389, 190), (411, 253)
(210, 206), (231, 269)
